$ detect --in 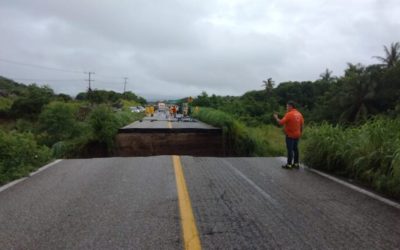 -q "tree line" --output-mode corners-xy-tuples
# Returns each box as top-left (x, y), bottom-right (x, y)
(0, 77), (146, 120)
(192, 42), (400, 126)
